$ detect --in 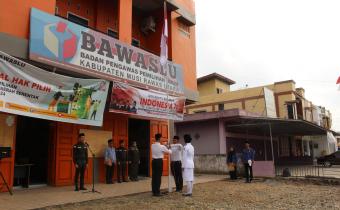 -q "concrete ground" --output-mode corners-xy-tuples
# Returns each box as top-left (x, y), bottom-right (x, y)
(0, 174), (225, 210)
